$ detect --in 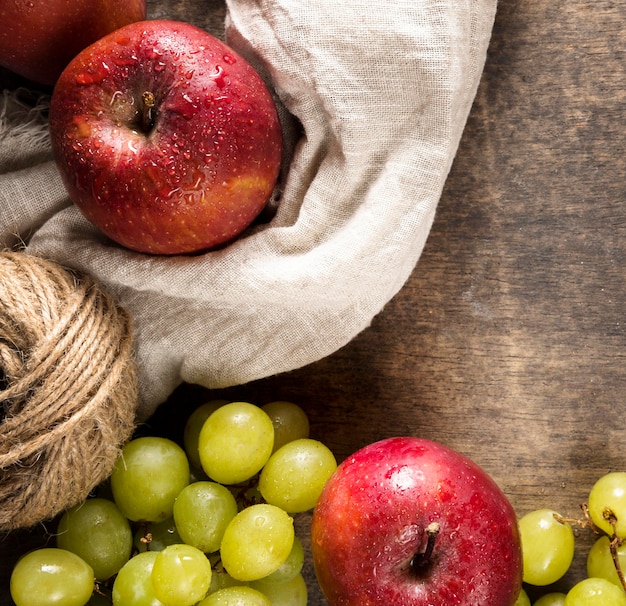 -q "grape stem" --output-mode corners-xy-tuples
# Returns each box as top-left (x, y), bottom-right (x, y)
(555, 503), (626, 592)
